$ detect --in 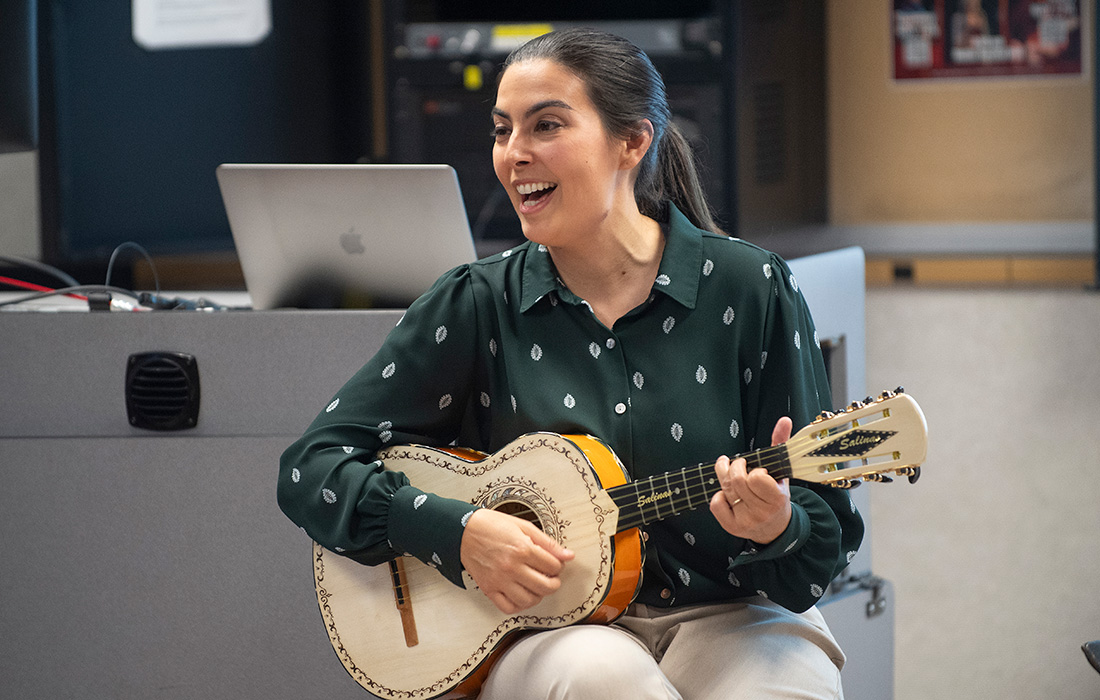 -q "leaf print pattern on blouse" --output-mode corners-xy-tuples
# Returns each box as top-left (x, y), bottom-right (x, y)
(279, 213), (857, 615)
